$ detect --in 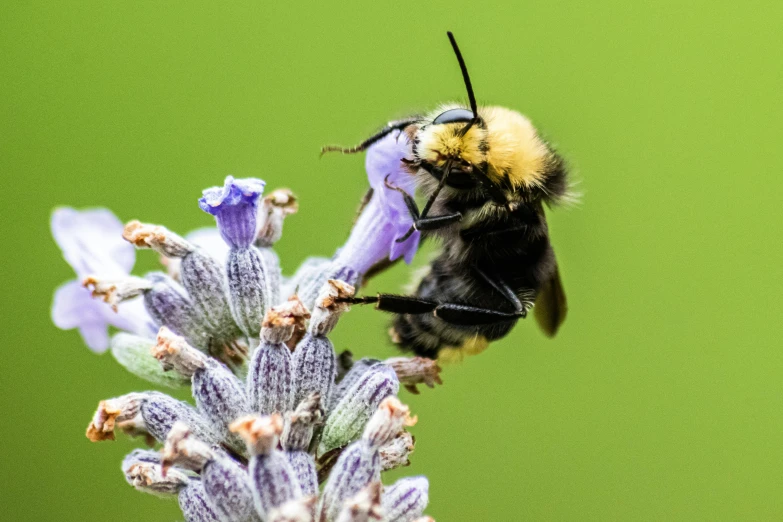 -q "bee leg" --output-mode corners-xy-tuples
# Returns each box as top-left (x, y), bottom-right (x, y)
(434, 303), (524, 325)
(396, 213), (463, 243)
(472, 266), (531, 313)
(339, 294), (439, 314)
(340, 293), (524, 326)
(384, 176), (420, 219)
(320, 119), (419, 156)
